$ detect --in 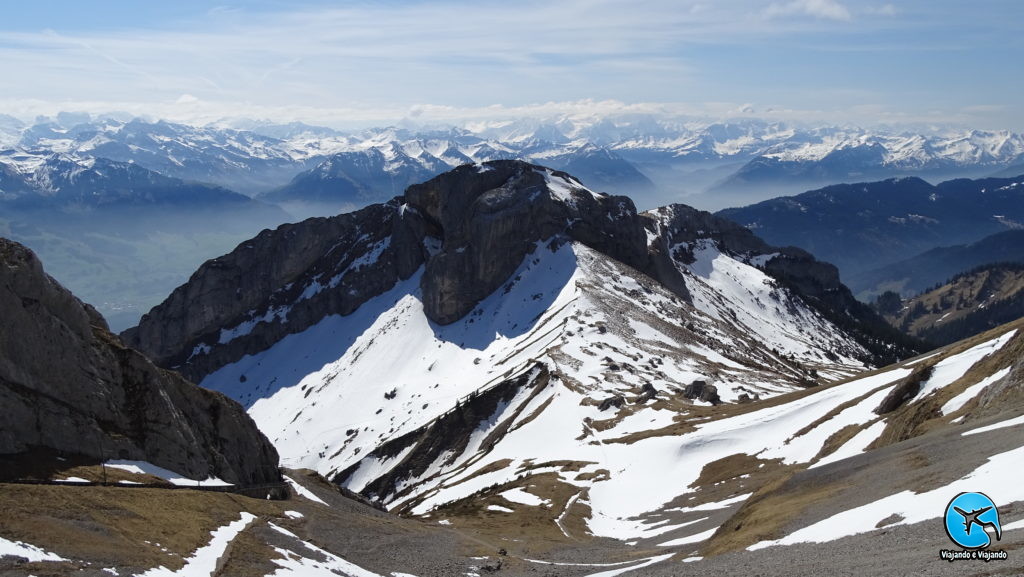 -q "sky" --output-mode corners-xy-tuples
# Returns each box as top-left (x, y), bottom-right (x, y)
(0, 0), (1021, 130)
